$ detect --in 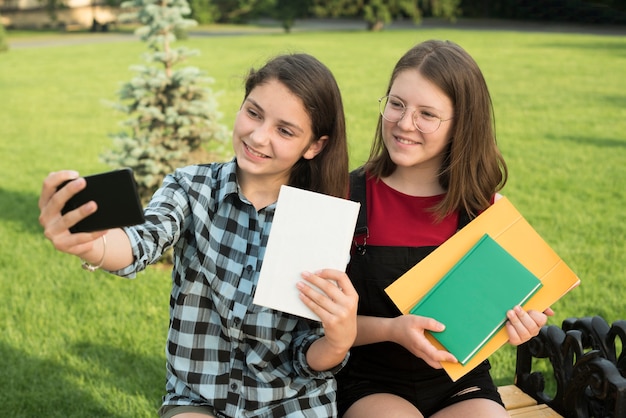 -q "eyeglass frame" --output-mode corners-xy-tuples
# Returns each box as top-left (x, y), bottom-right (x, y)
(378, 95), (453, 134)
